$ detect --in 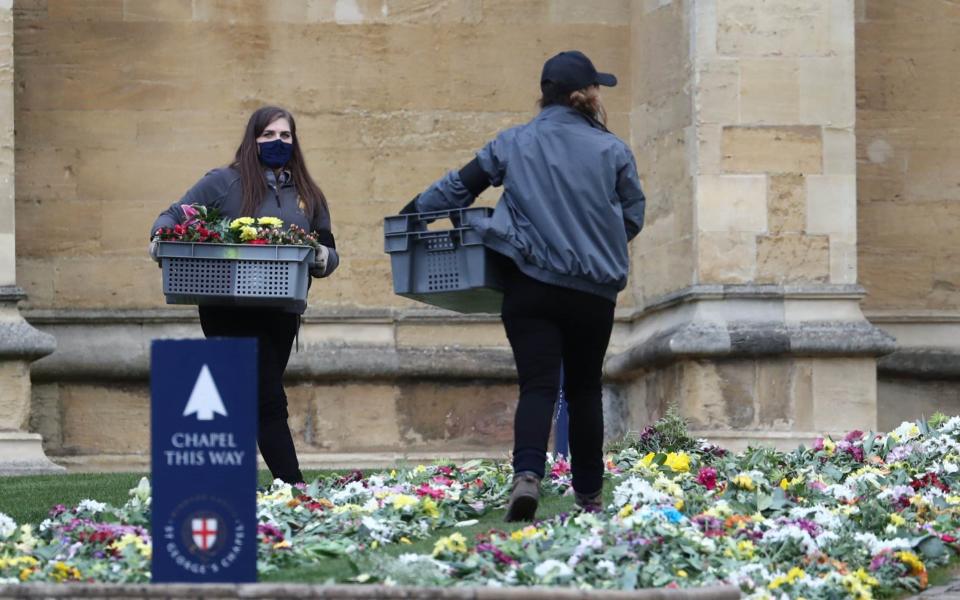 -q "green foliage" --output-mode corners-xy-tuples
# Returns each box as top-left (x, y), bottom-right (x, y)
(605, 403), (698, 455)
